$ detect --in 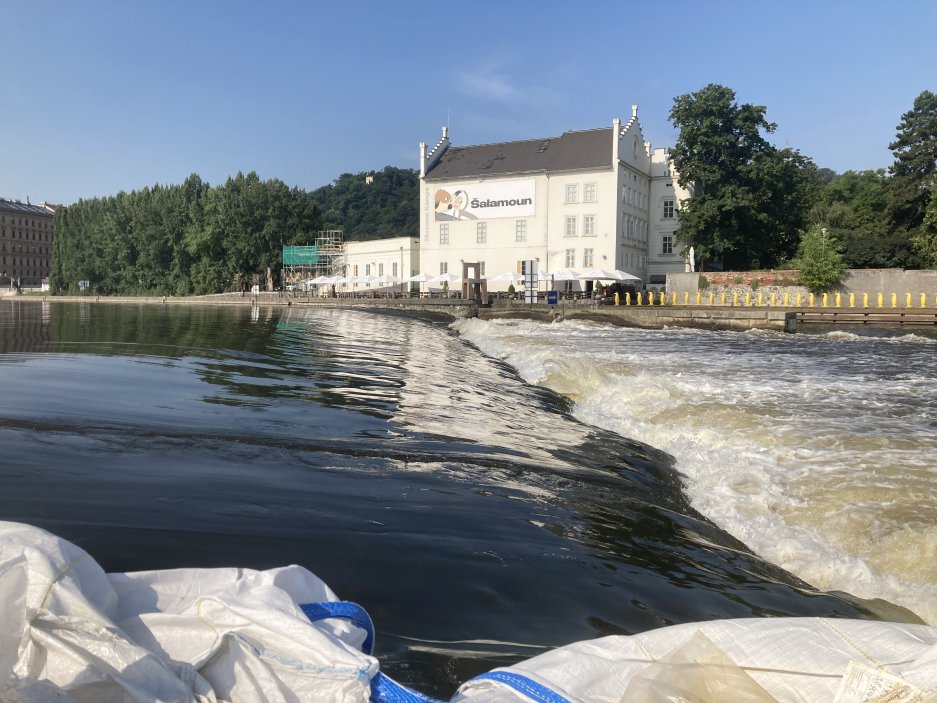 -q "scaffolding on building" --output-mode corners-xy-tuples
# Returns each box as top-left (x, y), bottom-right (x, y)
(281, 230), (346, 287)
